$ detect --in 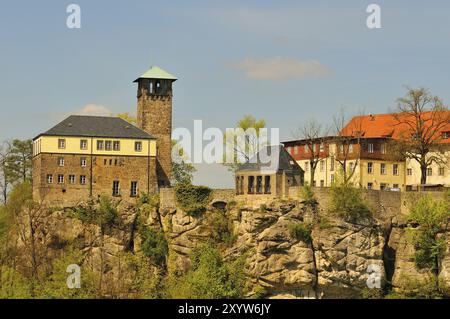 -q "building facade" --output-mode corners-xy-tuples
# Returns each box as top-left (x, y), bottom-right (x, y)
(284, 137), (406, 190)
(235, 145), (304, 199)
(33, 66), (177, 204)
(284, 111), (450, 191)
